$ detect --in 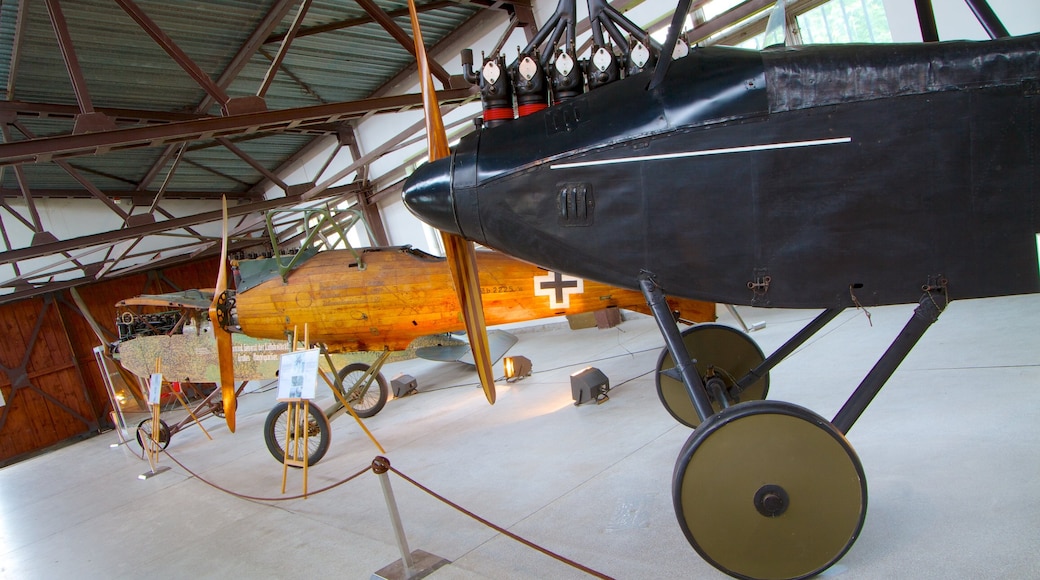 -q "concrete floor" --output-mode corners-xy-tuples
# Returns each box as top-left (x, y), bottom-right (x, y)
(1, 295), (1038, 579)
